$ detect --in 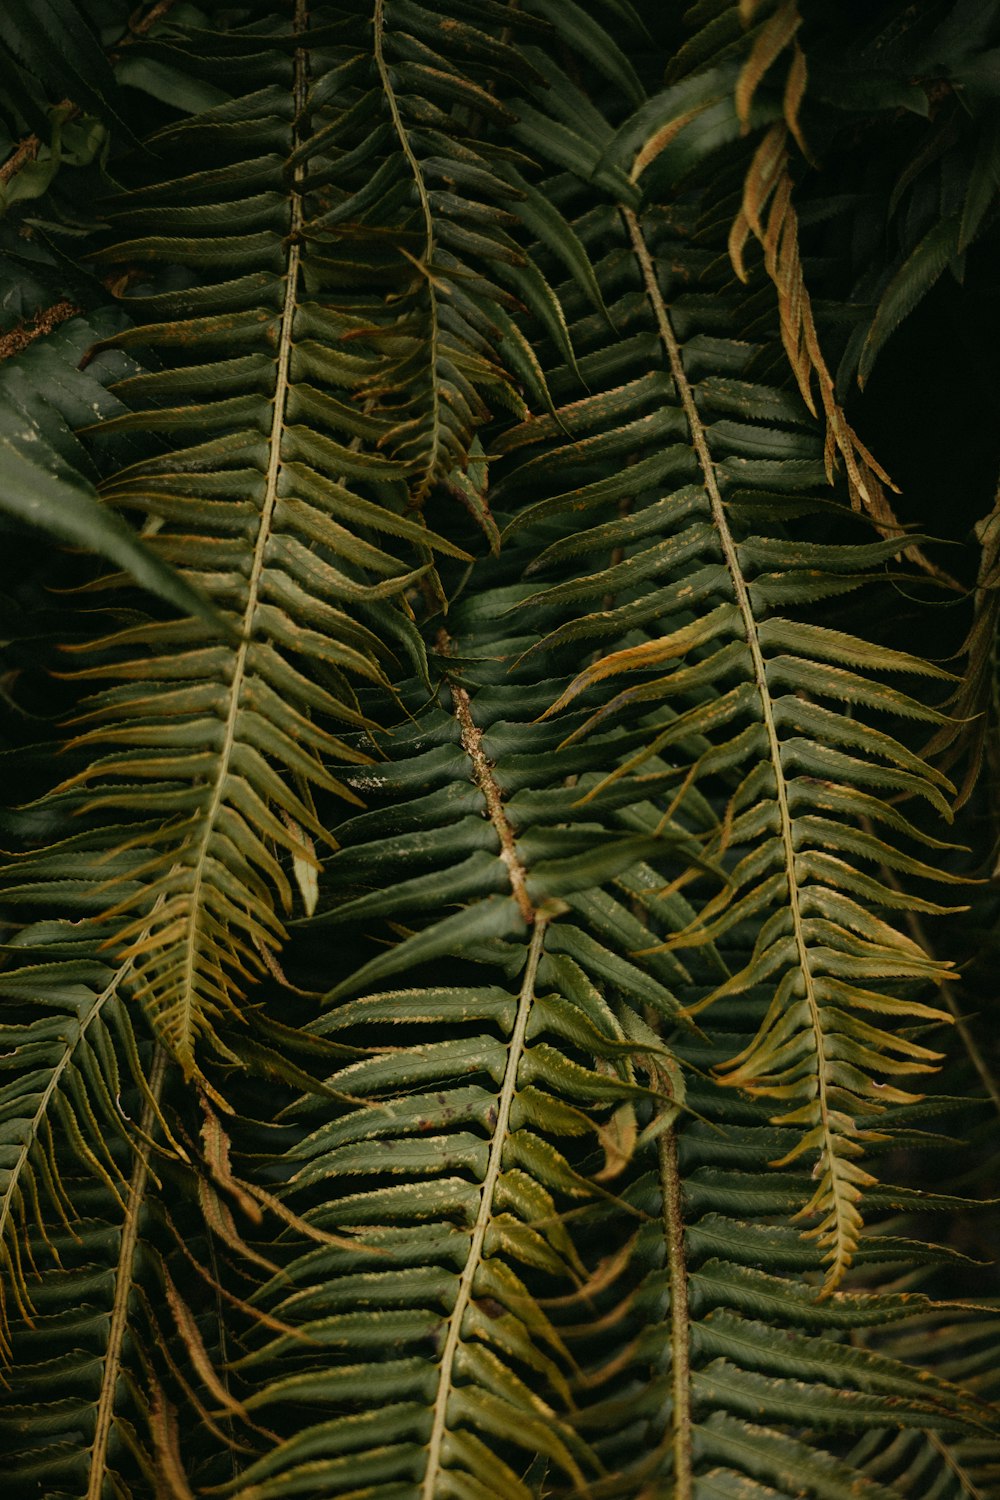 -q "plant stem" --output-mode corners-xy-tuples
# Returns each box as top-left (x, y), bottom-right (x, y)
(658, 1125), (693, 1500)
(421, 918), (549, 1496)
